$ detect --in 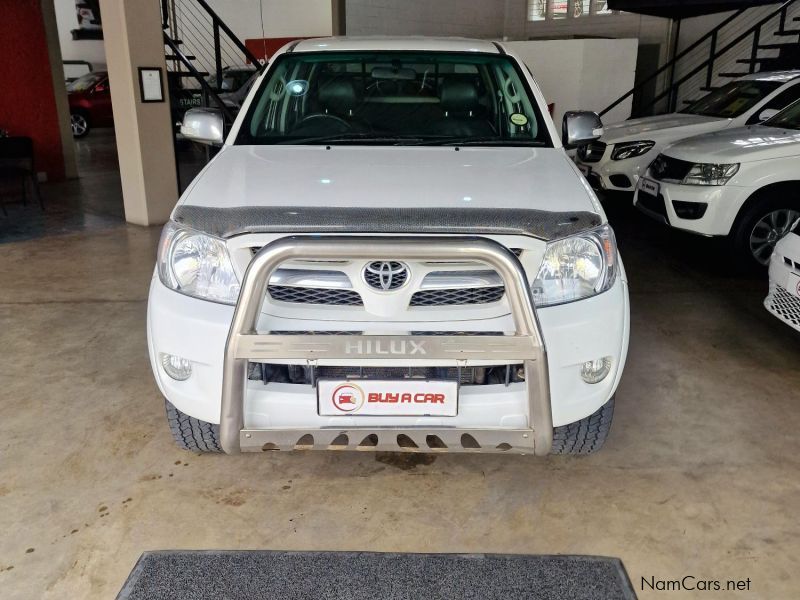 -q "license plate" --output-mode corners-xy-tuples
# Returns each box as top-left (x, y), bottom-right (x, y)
(577, 163), (591, 177)
(318, 379), (458, 417)
(788, 272), (800, 299)
(639, 177), (659, 196)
